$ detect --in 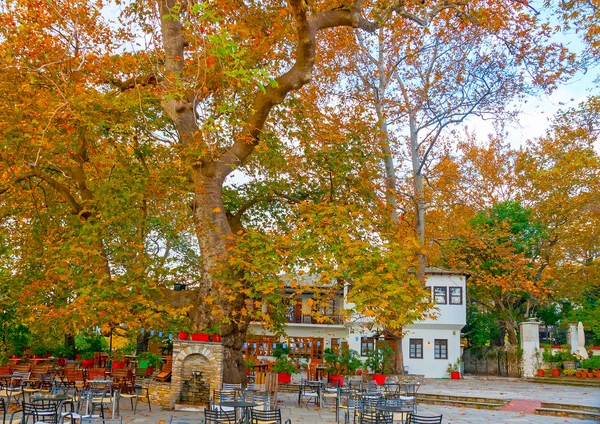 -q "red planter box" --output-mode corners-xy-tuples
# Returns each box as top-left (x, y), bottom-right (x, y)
(191, 333), (209, 342)
(81, 359), (95, 368)
(178, 332), (189, 341)
(112, 361), (125, 369)
(373, 374), (386, 385)
(329, 375), (344, 387)
(277, 372), (291, 384)
(450, 371), (461, 380)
